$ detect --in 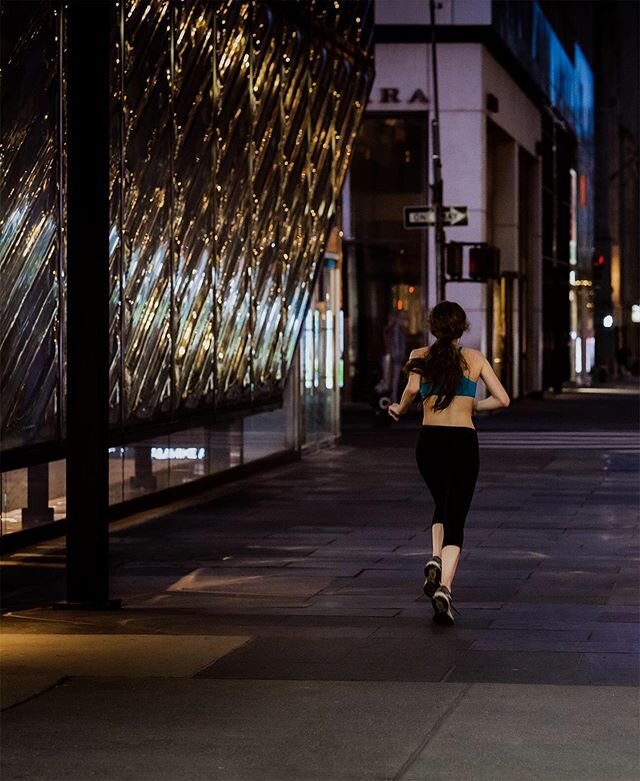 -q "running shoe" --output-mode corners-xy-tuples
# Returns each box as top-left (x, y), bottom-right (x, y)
(423, 555), (442, 597)
(432, 584), (455, 625)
